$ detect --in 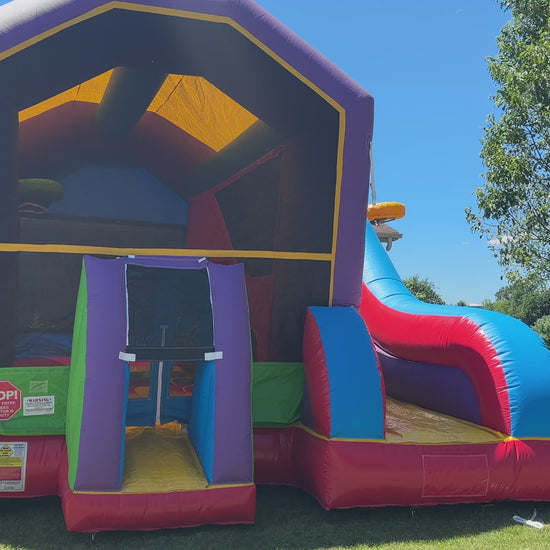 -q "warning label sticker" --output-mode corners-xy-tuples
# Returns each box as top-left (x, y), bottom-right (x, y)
(0, 442), (27, 492)
(23, 396), (55, 416)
